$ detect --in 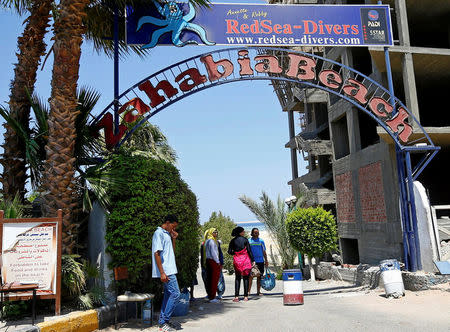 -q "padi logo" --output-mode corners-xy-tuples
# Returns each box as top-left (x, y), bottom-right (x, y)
(368, 10), (379, 21)
(367, 10), (381, 27)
